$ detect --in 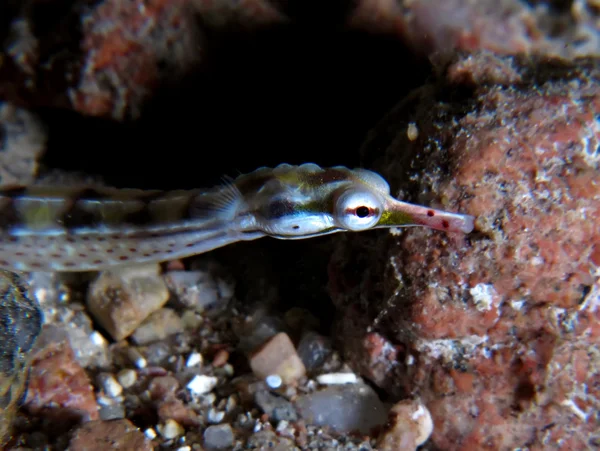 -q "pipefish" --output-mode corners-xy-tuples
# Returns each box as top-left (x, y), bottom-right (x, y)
(0, 163), (475, 272)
